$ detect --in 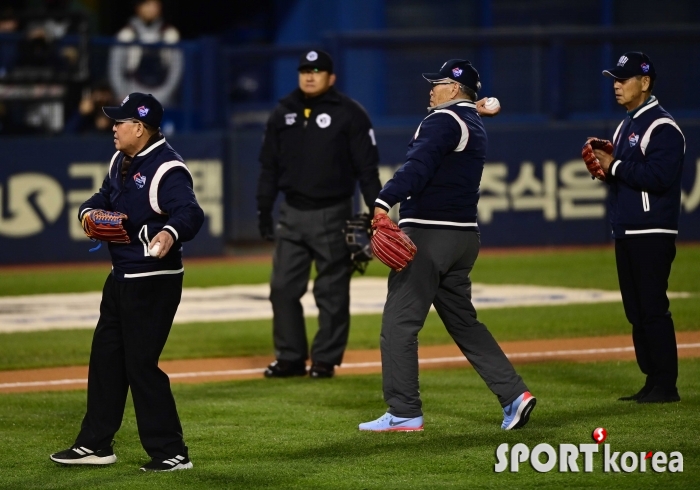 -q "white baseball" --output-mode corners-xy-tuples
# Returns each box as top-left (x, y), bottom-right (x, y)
(484, 97), (500, 110)
(148, 243), (160, 257)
